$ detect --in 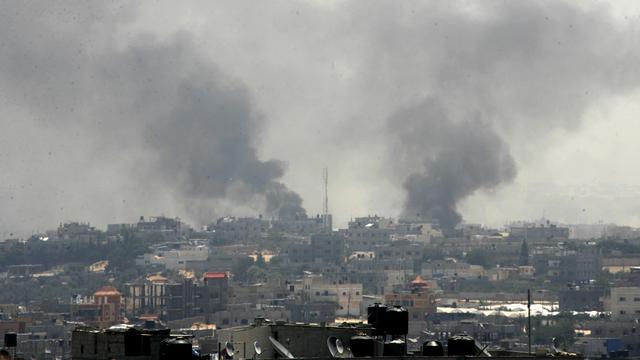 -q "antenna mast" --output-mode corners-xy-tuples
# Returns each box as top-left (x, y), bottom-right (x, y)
(323, 166), (329, 215)
(322, 166), (330, 229)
